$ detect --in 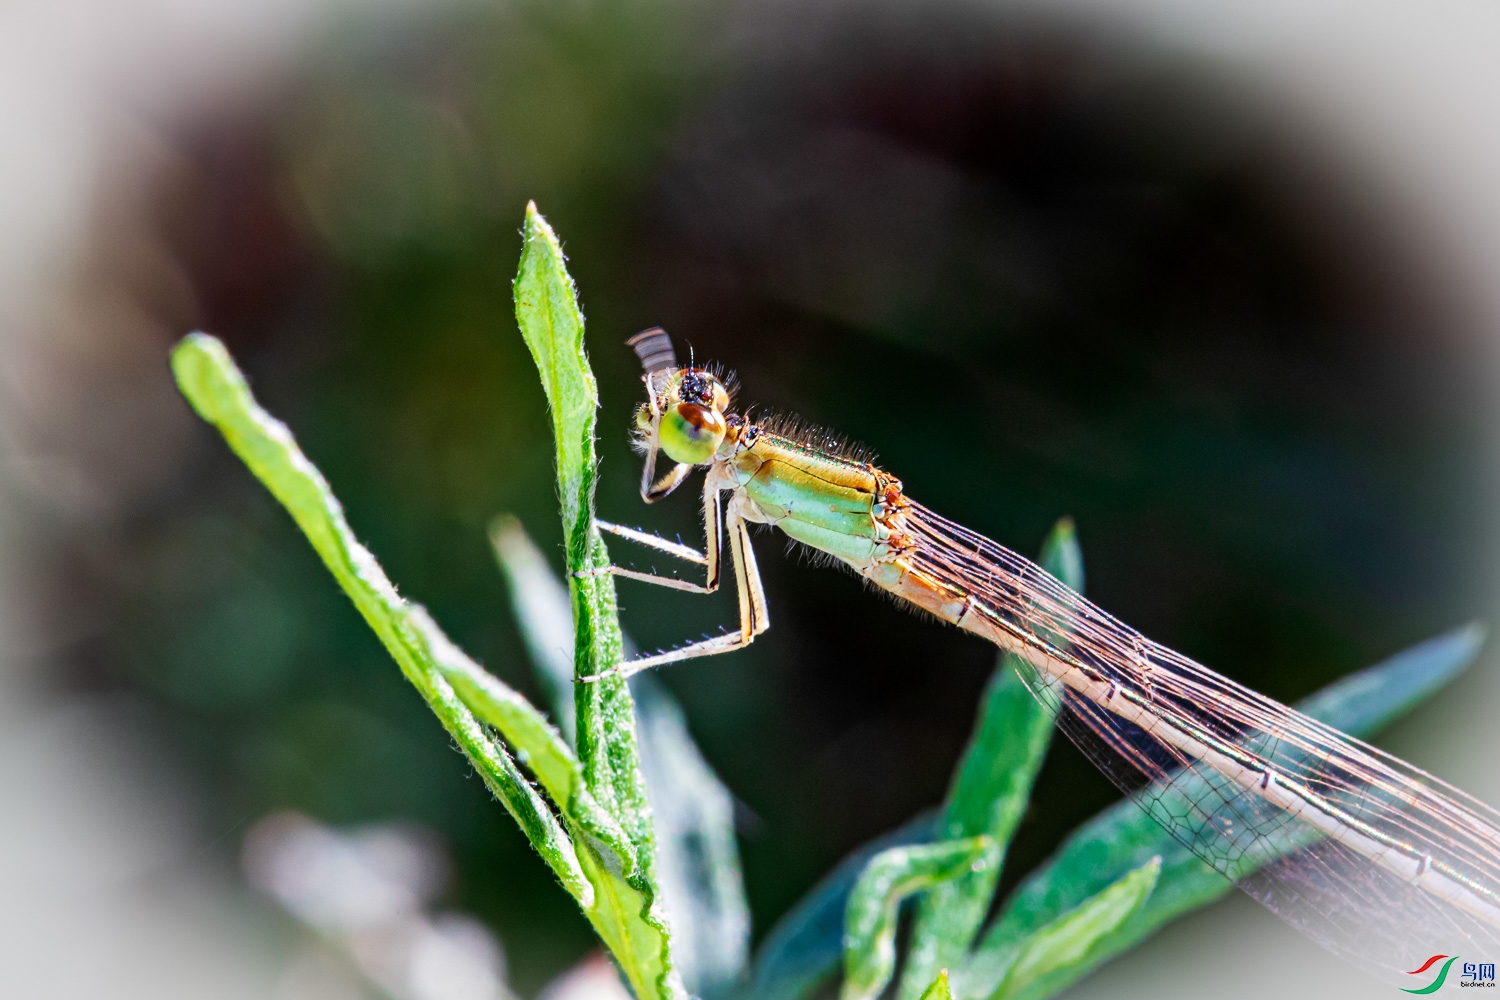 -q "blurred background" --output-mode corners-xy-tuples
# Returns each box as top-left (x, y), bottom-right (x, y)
(5, 0), (1500, 997)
